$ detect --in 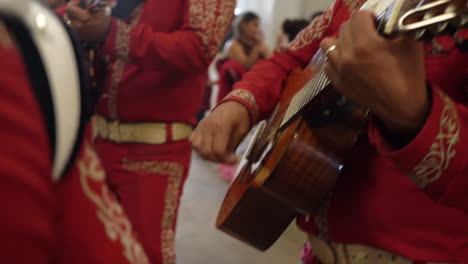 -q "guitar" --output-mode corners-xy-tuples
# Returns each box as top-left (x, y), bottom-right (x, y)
(216, 0), (468, 251)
